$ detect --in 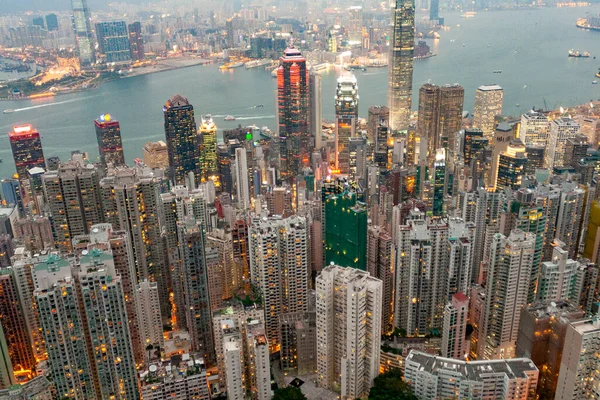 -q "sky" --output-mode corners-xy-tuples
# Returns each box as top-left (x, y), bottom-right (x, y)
(0, 0), (152, 13)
